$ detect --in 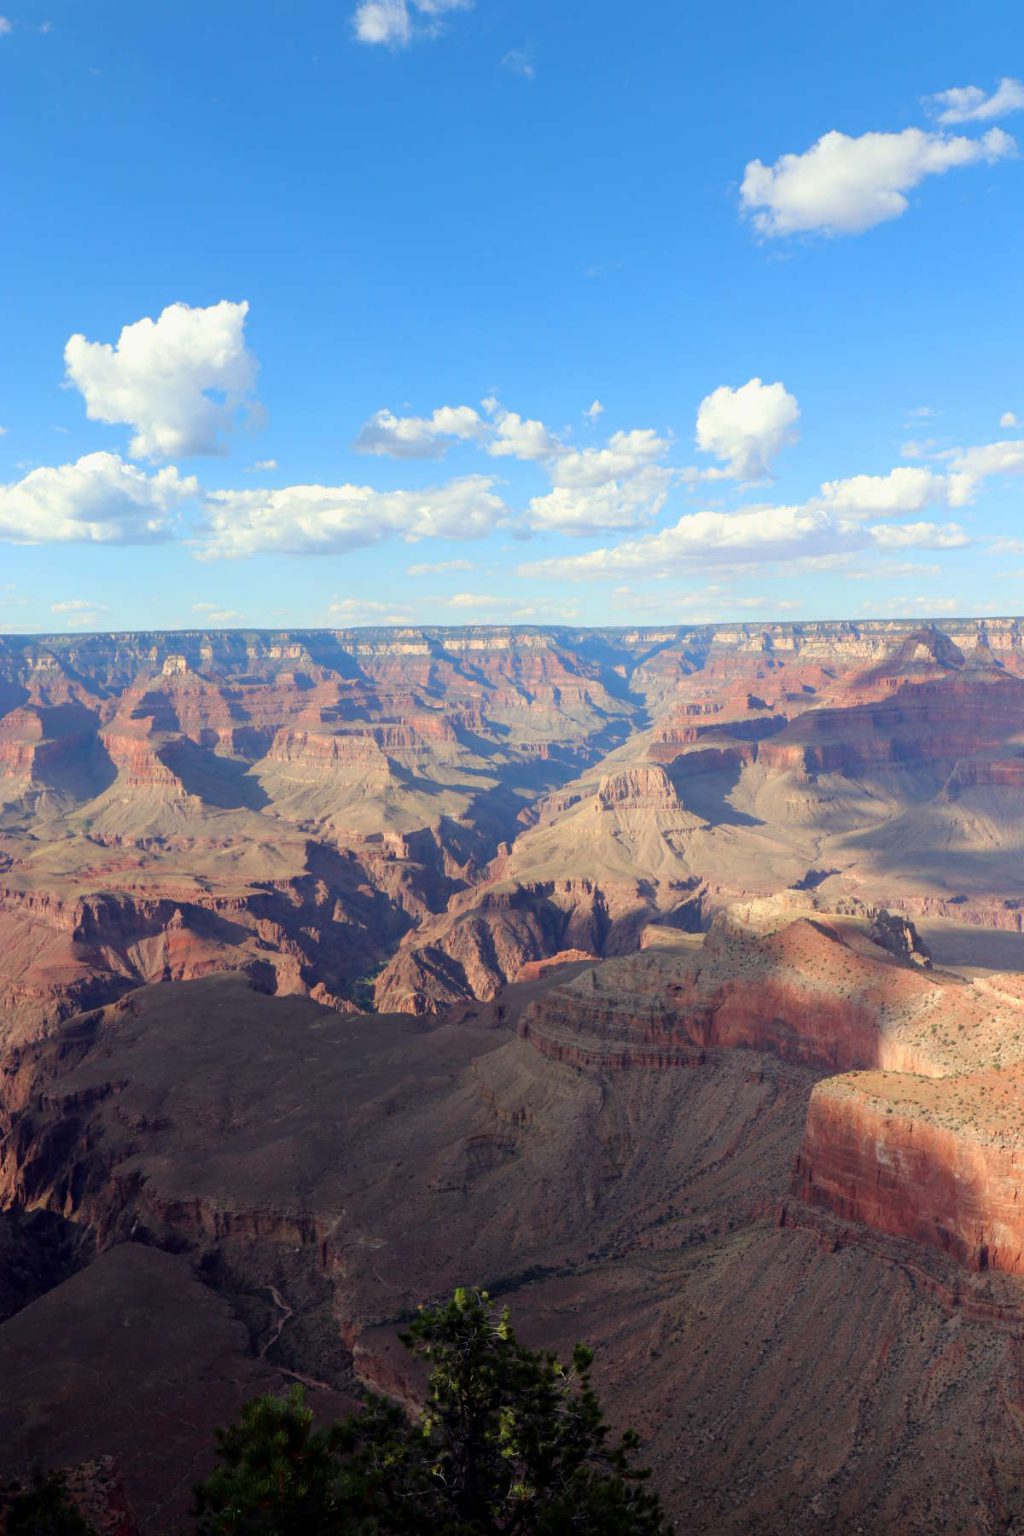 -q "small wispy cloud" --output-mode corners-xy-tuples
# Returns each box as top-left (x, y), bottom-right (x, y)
(584, 261), (623, 280)
(244, 458), (278, 472)
(329, 598), (416, 624)
(444, 591), (582, 622)
(192, 603), (241, 623)
(584, 400), (605, 420)
(50, 599), (109, 629)
(928, 77), (1024, 125)
(861, 595), (959, 614)
(0, 18), (13, 35)
(501, 48), (535, 81)
(353, 0), (472, 49)
(406, 558), (474, 576)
